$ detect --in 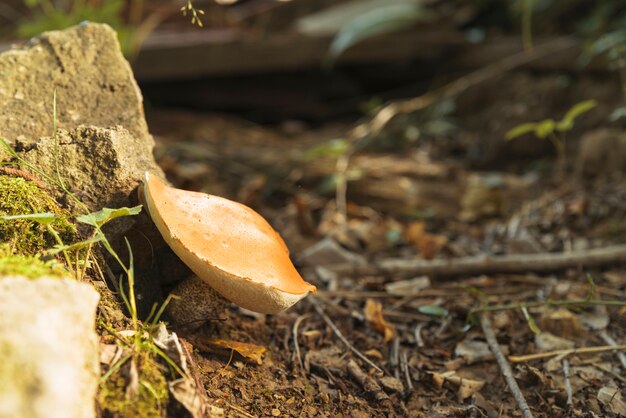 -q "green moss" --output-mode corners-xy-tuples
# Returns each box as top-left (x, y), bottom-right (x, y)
(98, 353), (169, 418)
(0, 175), (76, 254)
(0, 250), (68, 279)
